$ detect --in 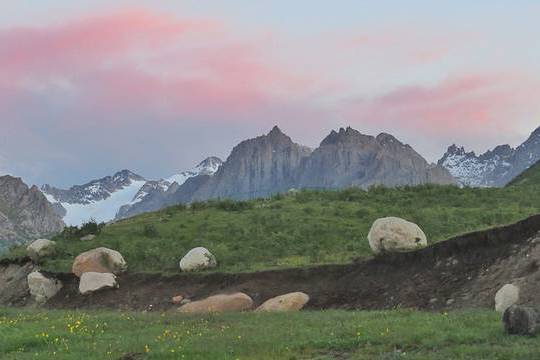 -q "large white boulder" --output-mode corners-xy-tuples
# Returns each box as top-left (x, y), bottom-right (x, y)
(72, 247), (127, 277)
(179, 247), (217, 272)
(27, 271), (62, 303)
(368, 217), (427, 254)
(26, 239), (56, 262)
(495, 284), (520, 313)
(256, 292), (310, 312)
(79, 272), (118, 295)
(178, 293), (253, 313)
